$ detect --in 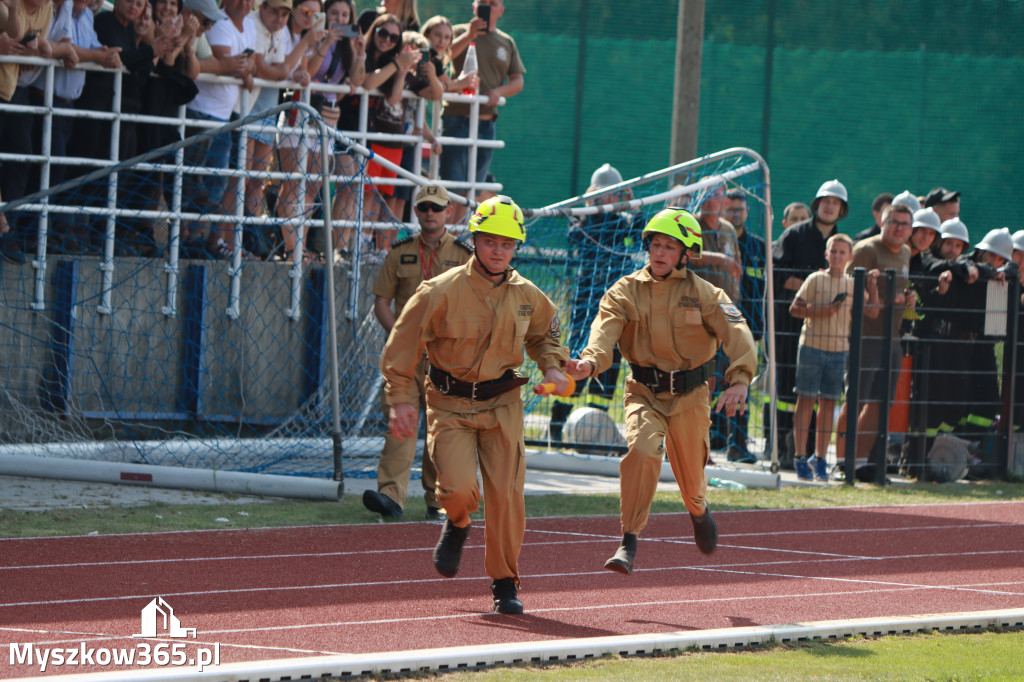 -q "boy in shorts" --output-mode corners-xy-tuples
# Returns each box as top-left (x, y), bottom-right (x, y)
(788, 234), (878, 481)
